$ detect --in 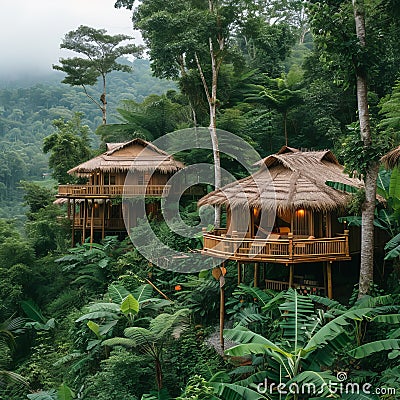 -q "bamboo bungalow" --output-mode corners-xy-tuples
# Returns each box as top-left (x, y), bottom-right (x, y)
(57, 138), (184, 244)
(198, 146), (363, 298)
